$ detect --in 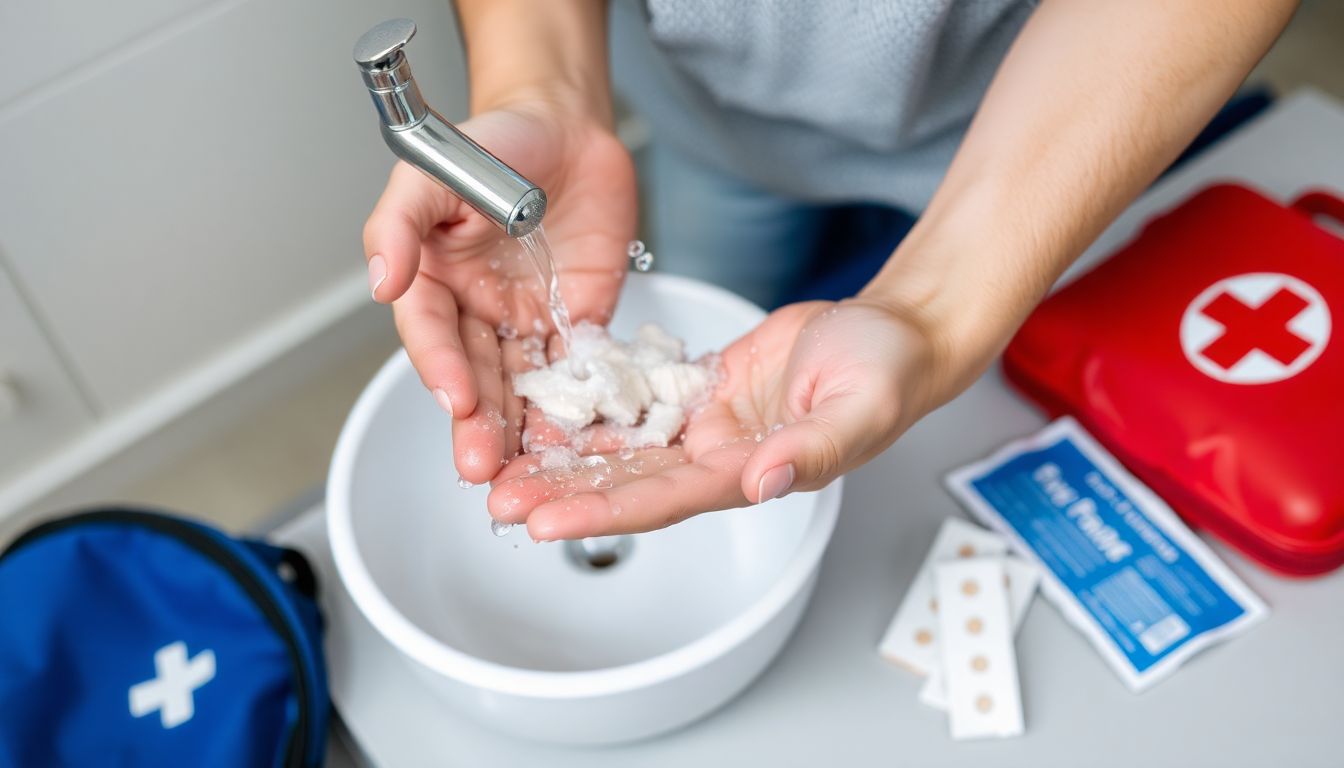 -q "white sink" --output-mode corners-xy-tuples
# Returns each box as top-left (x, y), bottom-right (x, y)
(326, 273), (841, 745)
